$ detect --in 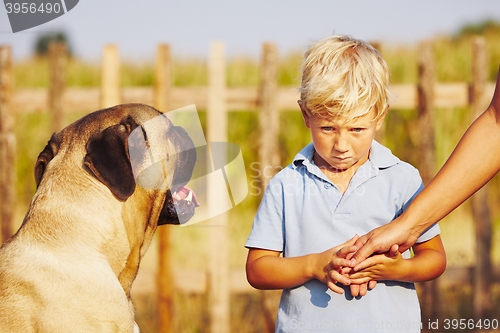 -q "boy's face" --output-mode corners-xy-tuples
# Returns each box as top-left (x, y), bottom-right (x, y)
(300, 104), (385, 173)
